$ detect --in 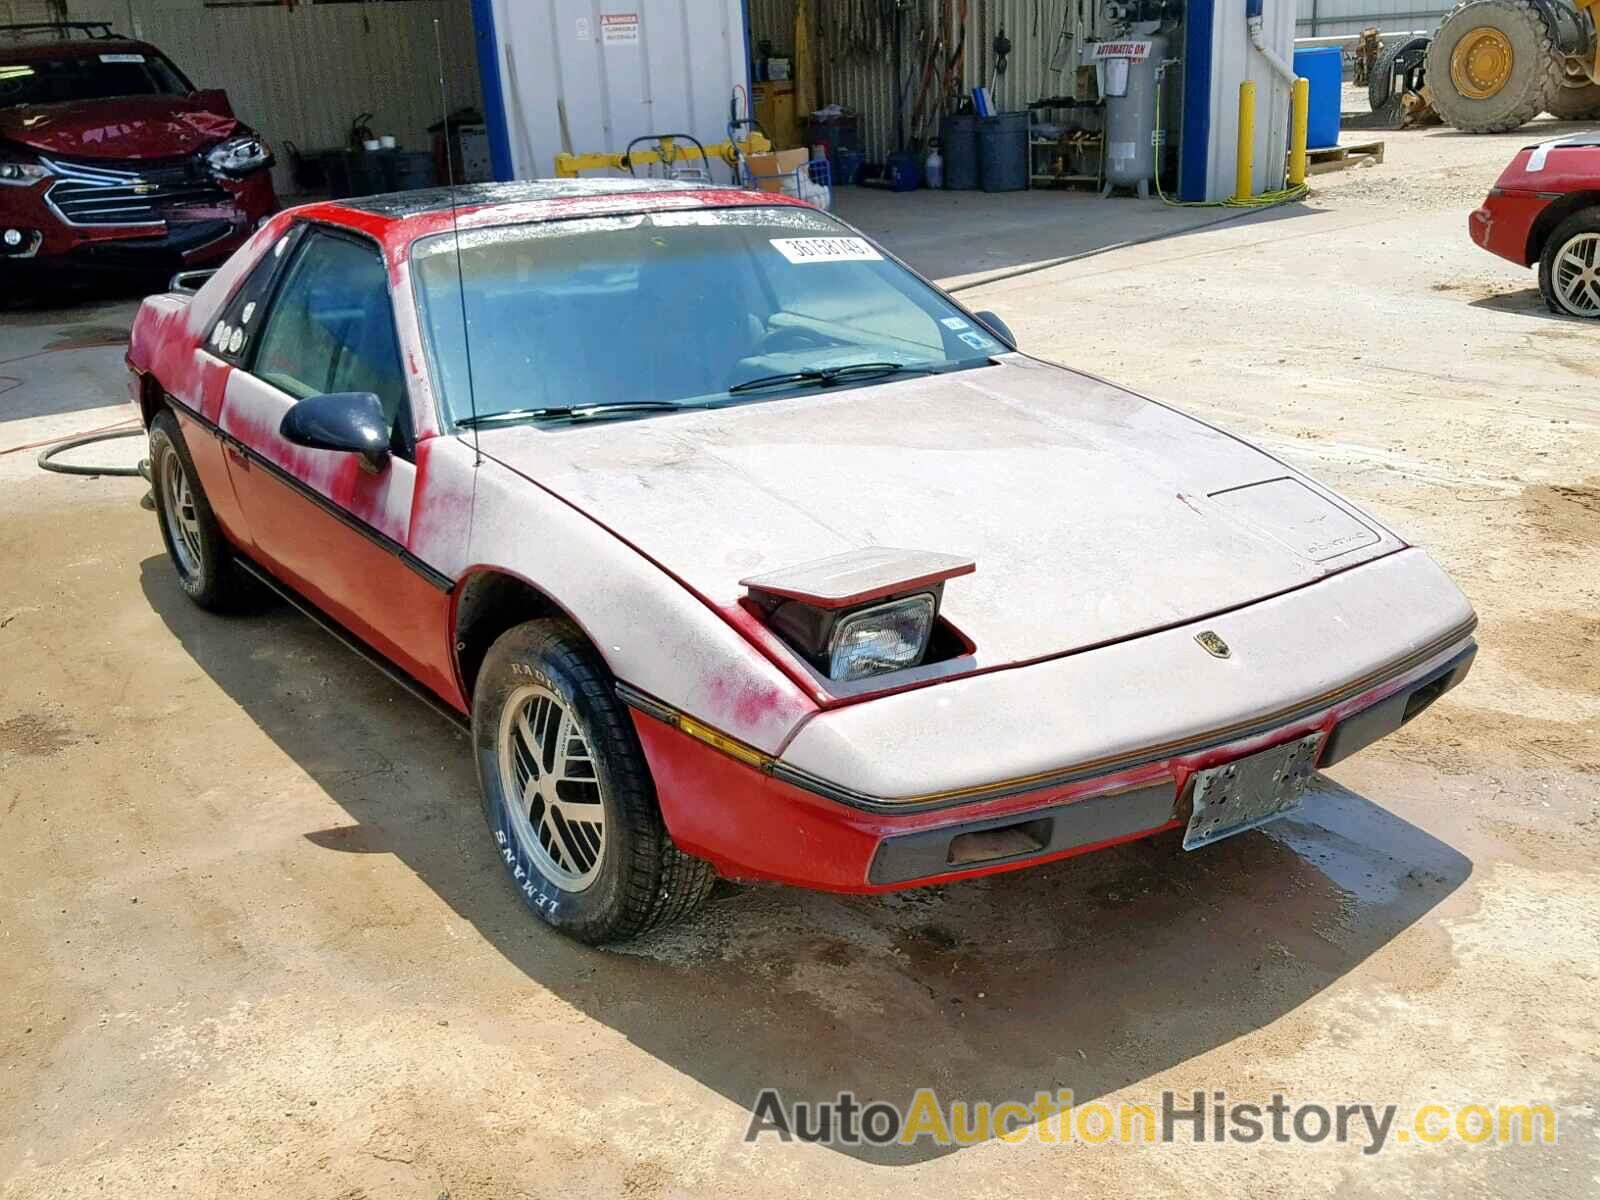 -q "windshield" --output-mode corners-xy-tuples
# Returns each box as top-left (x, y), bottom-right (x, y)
(410, 207), (1003, 427)
(0, 51), (188, 106)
